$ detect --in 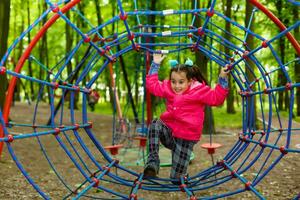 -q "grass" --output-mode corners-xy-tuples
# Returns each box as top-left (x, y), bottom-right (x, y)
(86, 101), (300, 129)
(87, 102), (243, 130)
(92, 102), (114, 116)
(273, 109), (300, 123)
(213, 106), (243, 129)
(254, 103), (300, 123)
